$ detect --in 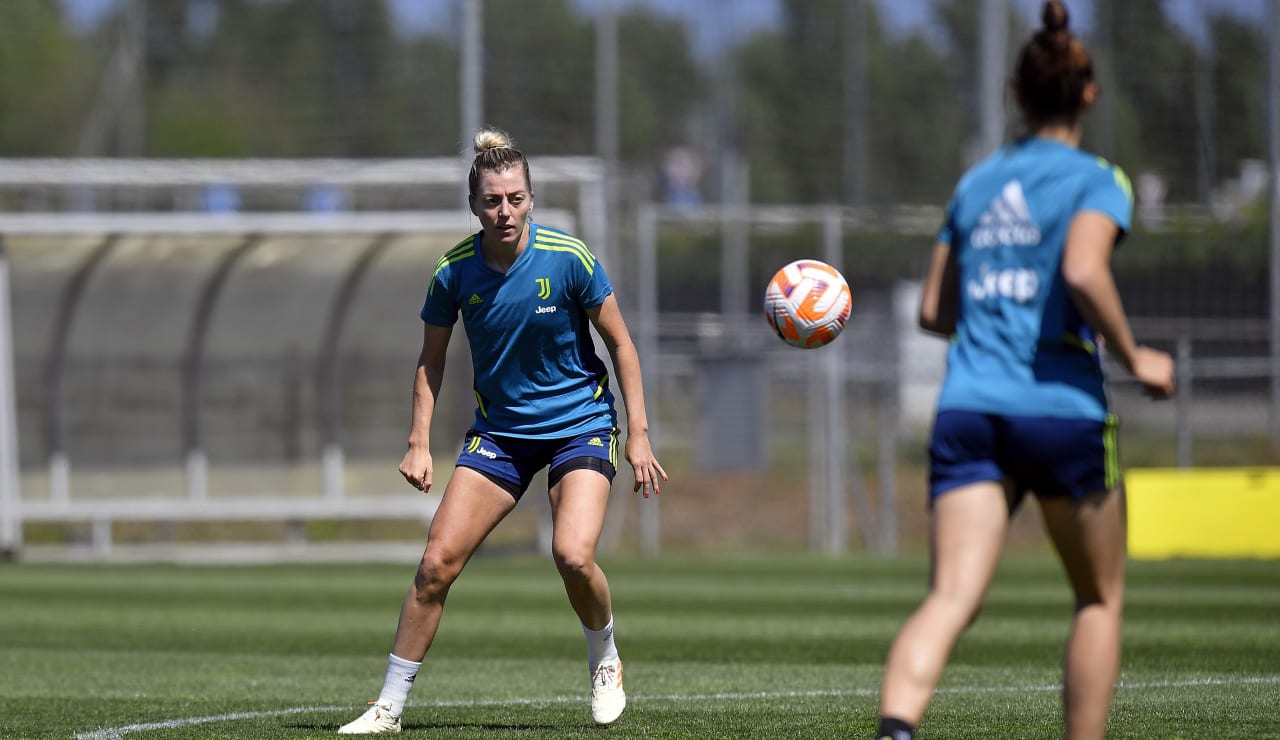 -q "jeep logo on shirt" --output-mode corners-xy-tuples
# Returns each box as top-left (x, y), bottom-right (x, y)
(967, 267), (1039, 303)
